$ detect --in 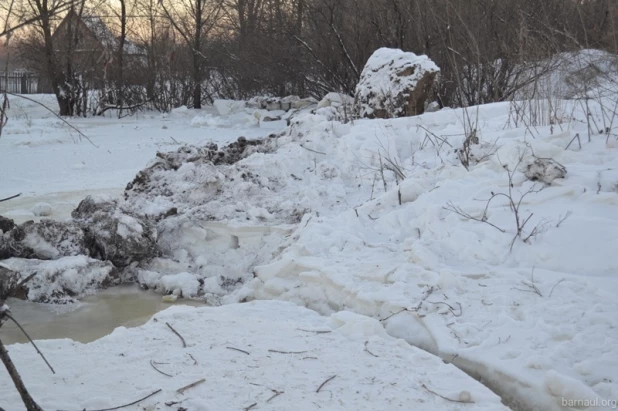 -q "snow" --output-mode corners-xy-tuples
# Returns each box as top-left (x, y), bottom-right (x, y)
(3, 256), (116, 302)
(31, 202), (52, 217)
(1, 84), (618, 411)
(159, 272), (200, 297)
(0, 301), (507, 411)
